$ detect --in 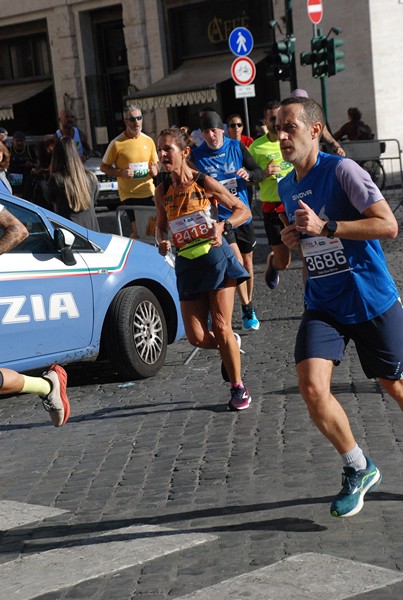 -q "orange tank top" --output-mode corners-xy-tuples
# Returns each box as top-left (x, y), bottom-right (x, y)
(163, 174), (217, 249)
